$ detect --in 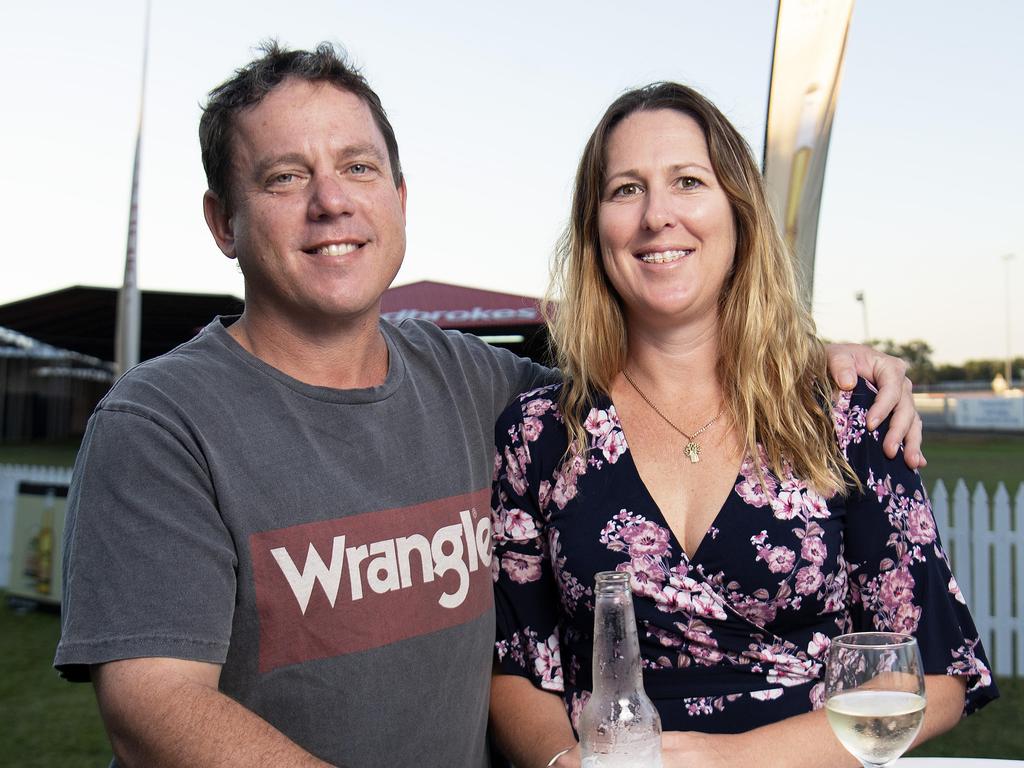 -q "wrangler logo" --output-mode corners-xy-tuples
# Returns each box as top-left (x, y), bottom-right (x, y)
(270, 508), (491, 612)
(251, 488), (493, 672)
